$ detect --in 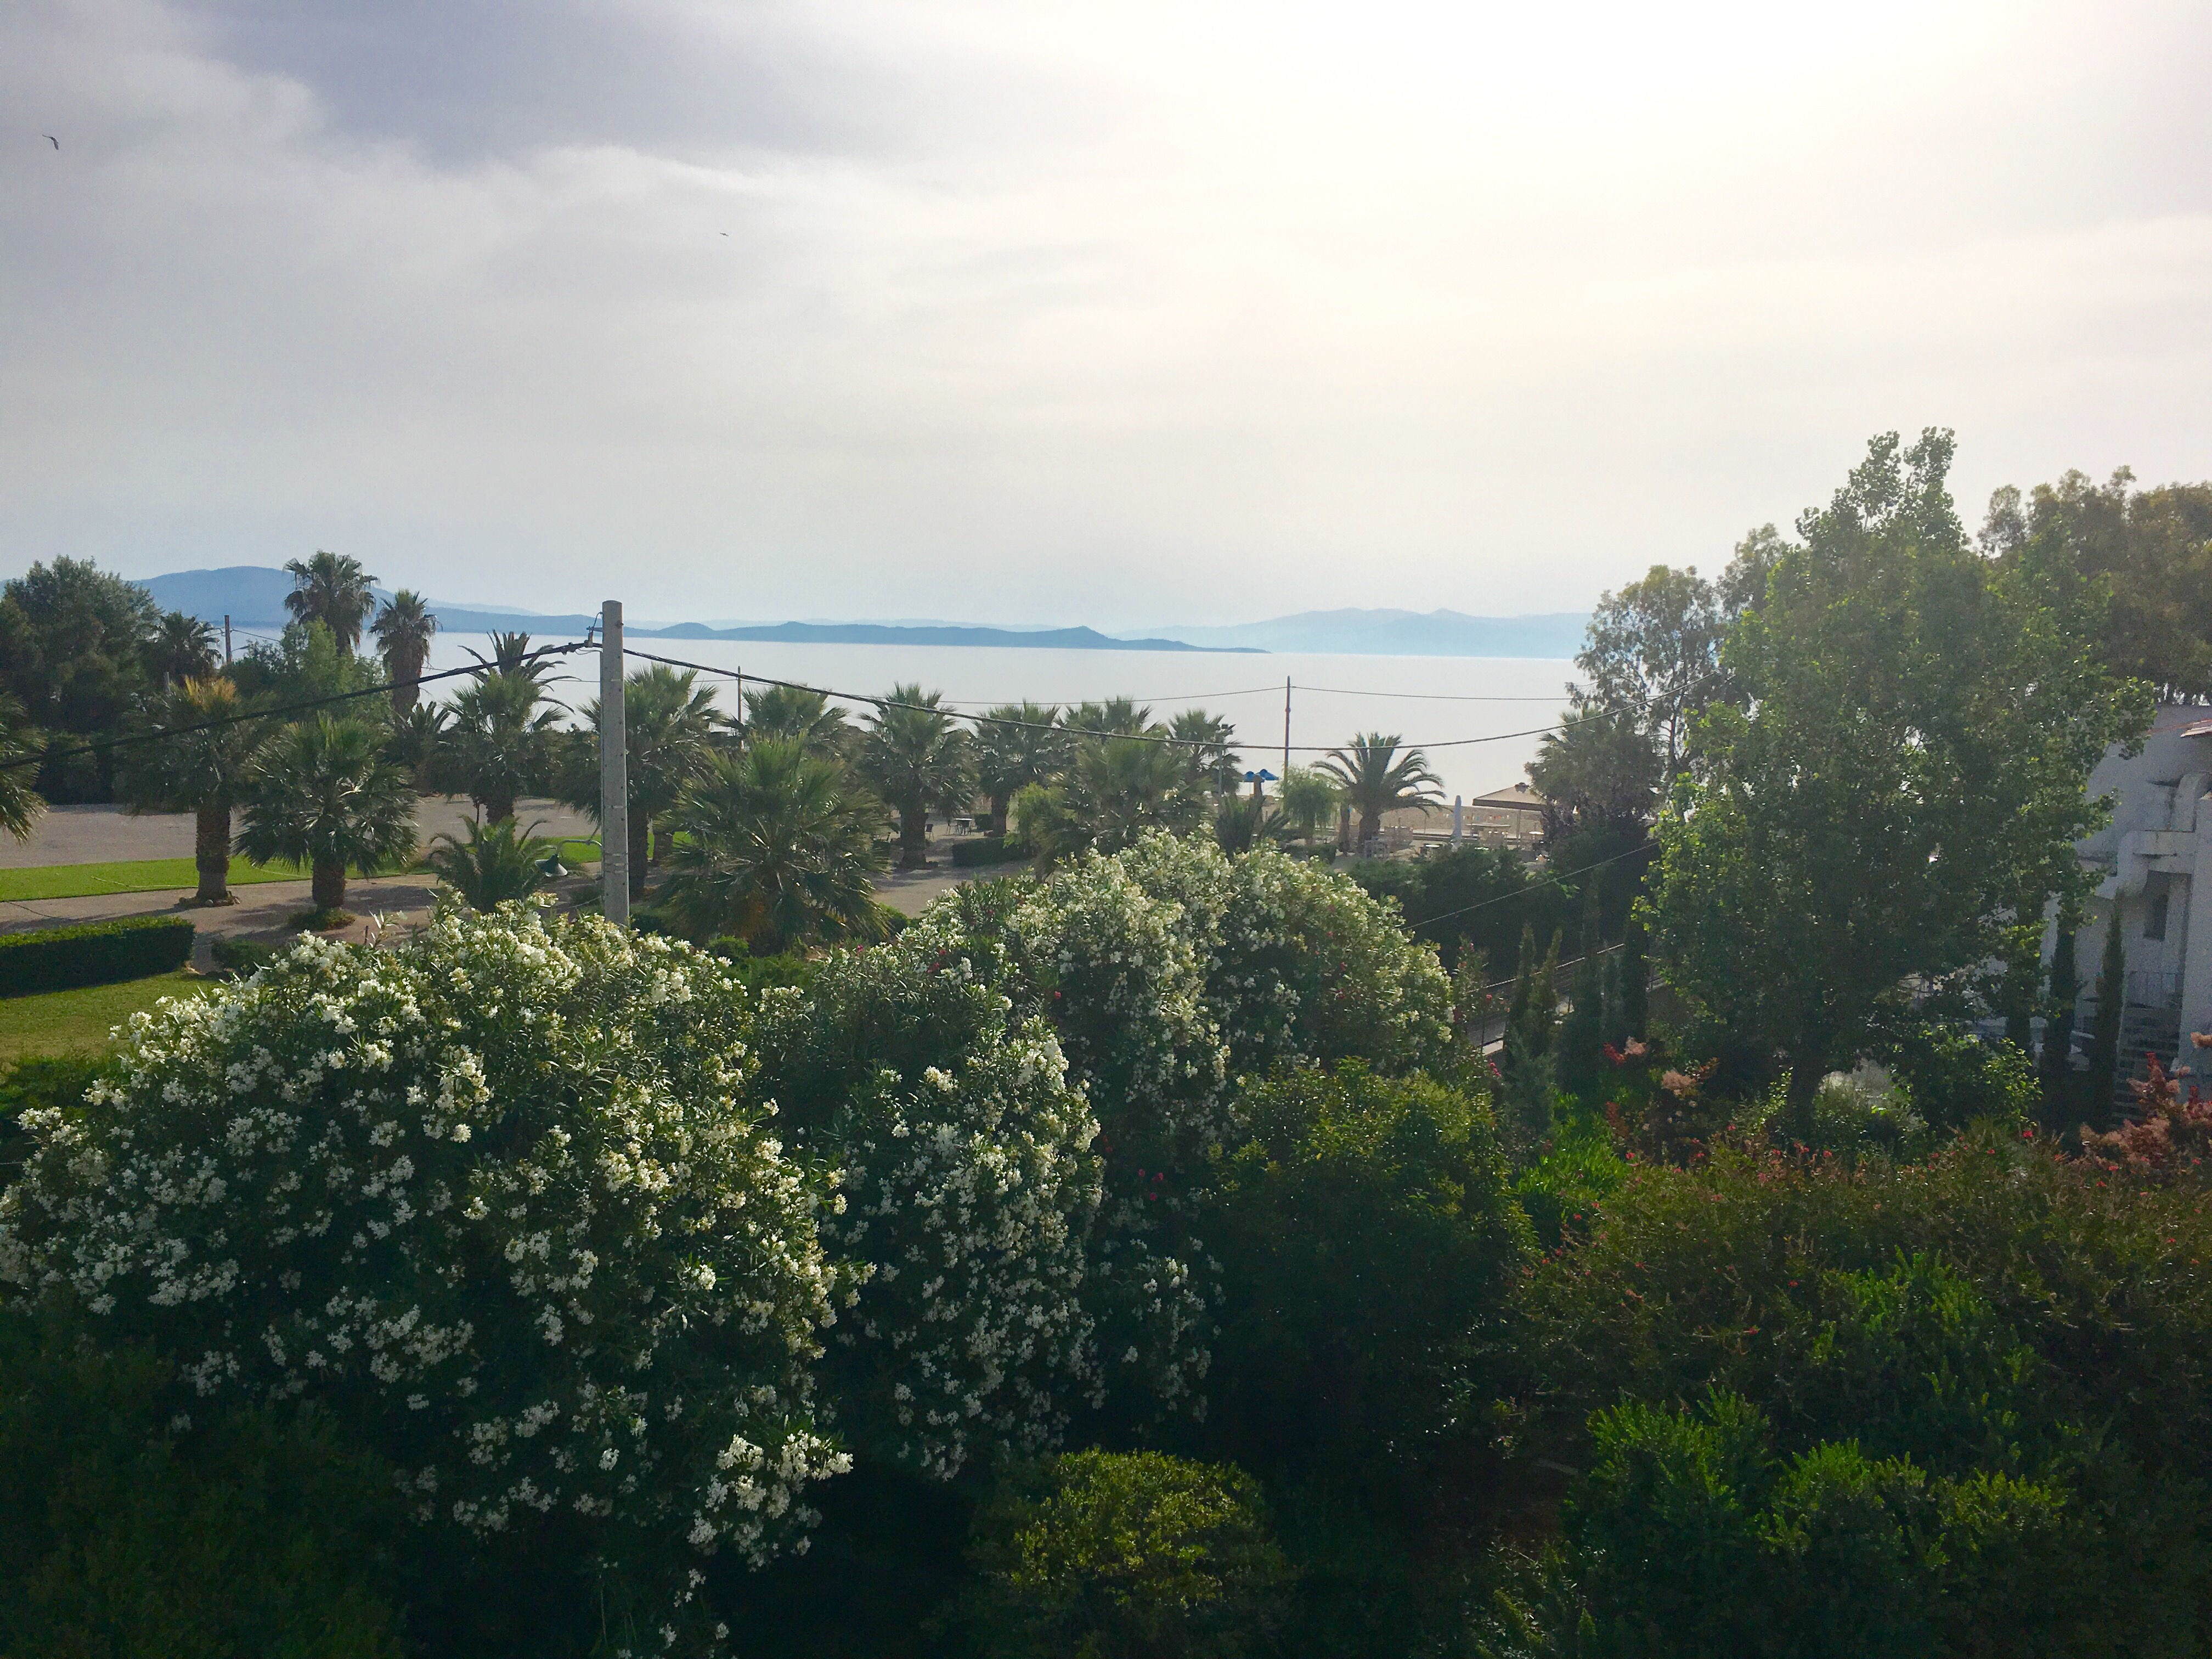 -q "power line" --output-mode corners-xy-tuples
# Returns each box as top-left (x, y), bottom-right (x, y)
(0, 640), (592, 774)
(618, 646), (1571, 754)
(1290, 684), (1571, 702)
(1408, 841), (1658, 932)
